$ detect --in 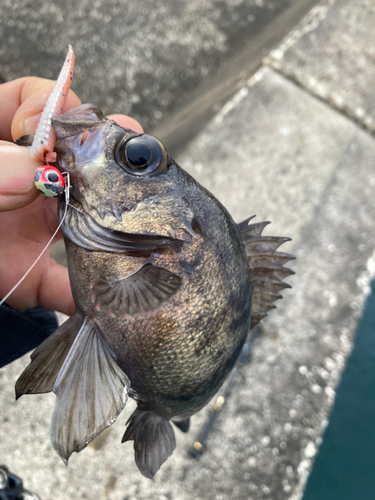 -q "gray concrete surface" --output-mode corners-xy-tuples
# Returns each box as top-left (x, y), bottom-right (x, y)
(266, 0), (375, 136)
(1, 0), (375, 499)
(0, 0), (318, 150)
